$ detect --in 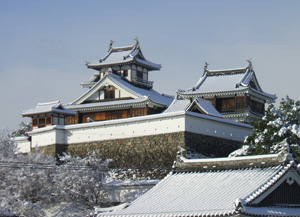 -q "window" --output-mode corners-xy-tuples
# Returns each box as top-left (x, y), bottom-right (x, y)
(137, 71), (143, 79)
(123, 70), (128, 77)
(130, 108), (146, 117)
(250, 99), (264, 115)
(236, 96), (246, 110)
(39, 118), (45, 128)
(32, 119), (38, 126)
(104, 89), (115, 99)
(46, 117), (51, 125)
(216, 98), (235, 112)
